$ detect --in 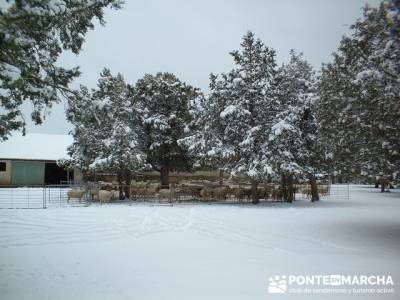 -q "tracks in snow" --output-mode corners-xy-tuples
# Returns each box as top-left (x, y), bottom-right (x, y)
(0, 204), (358, 254)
